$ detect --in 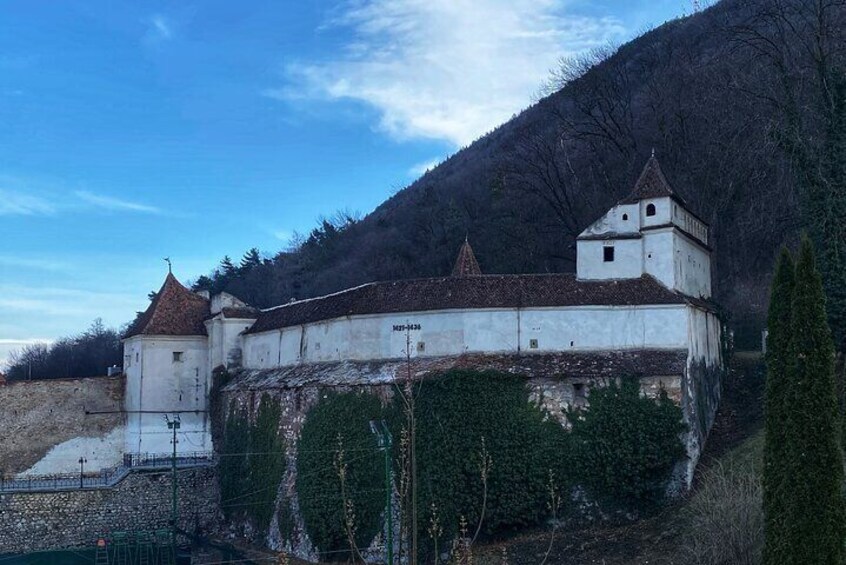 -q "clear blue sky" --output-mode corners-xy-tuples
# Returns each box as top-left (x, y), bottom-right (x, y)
(0, 0), (690, 366)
